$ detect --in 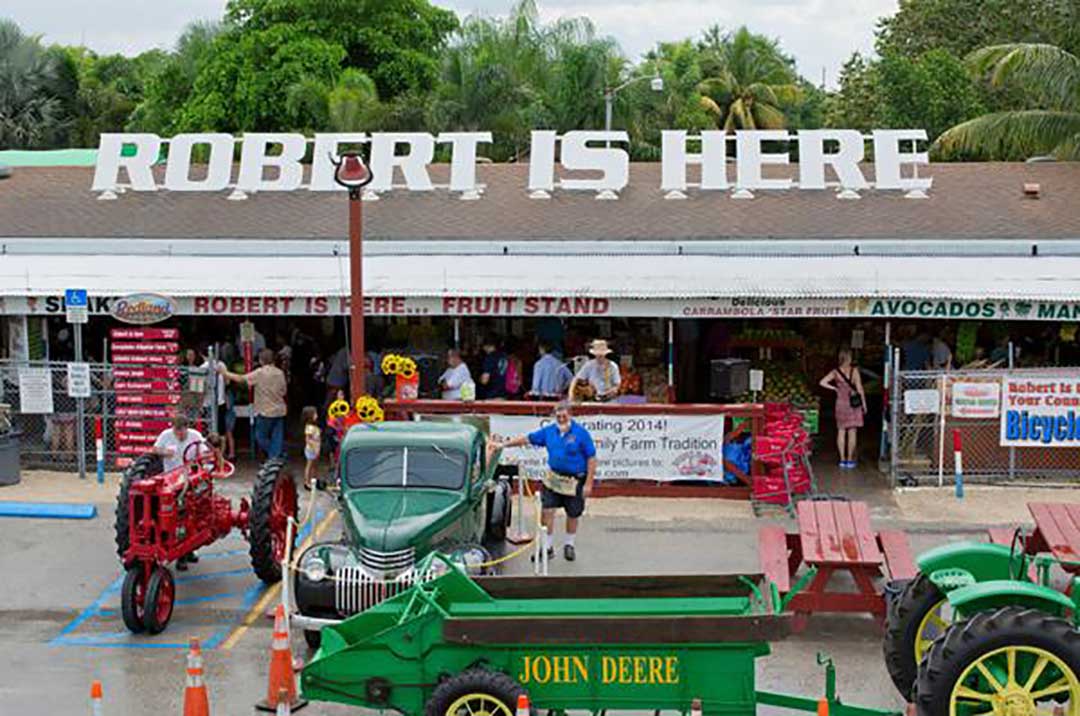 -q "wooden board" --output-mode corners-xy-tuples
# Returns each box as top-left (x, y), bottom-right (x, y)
(1029, 502), (1080, 570)
(797, 500), (882, 567)
(475, 574), (764, 601)
(878, 529), (917, 581)
(443, 614), (792, 645)
(757, 526), (792, 592)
